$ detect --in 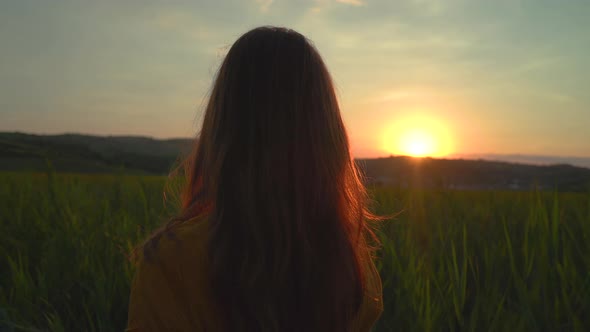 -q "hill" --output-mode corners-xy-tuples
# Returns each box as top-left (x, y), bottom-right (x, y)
(0, 132), (192, 174)
(1, 132), (589, 191)
(358, 156), (590, 192)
